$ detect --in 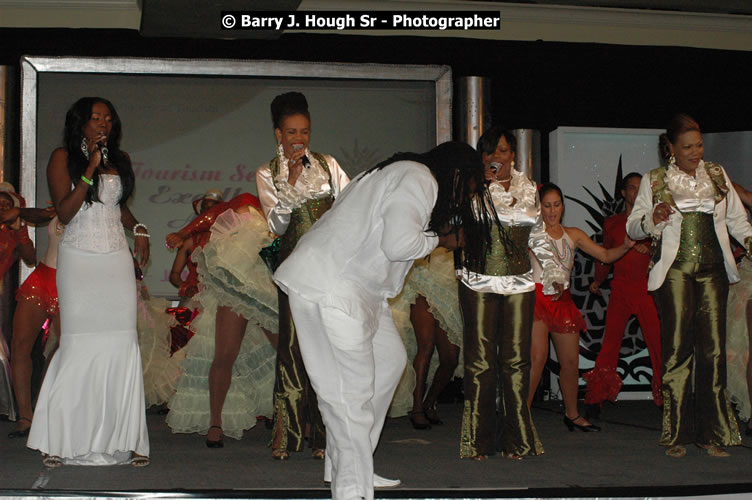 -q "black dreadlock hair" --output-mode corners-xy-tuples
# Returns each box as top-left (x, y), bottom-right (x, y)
(364, 141), (501, 270)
